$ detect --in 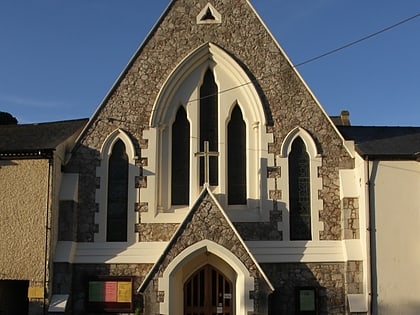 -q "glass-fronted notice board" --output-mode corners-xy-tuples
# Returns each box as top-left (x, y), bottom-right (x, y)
(87, 277), (133, 312)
